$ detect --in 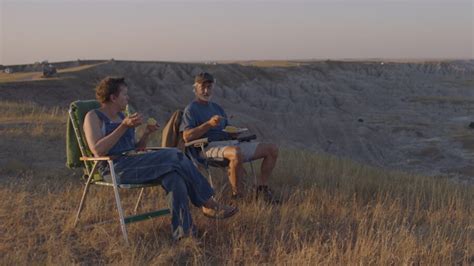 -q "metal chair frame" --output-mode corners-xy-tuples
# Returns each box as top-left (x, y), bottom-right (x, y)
(185, 137), (258, 196)
(69, 101), (170, 245)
